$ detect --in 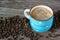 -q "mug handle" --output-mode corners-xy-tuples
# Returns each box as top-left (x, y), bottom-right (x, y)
(24, 9), (30, 19)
